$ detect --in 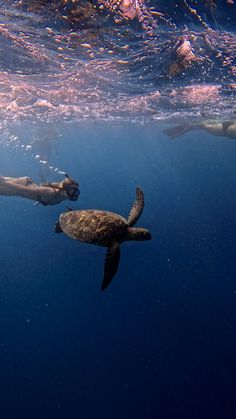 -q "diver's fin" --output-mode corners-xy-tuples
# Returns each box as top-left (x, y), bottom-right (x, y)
(163, 124), (192, 139)
(101, 242), (120, 291)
